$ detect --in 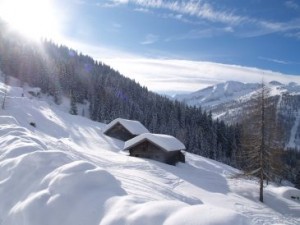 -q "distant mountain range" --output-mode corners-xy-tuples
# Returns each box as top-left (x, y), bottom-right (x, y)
(175, 80), (300, 150)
